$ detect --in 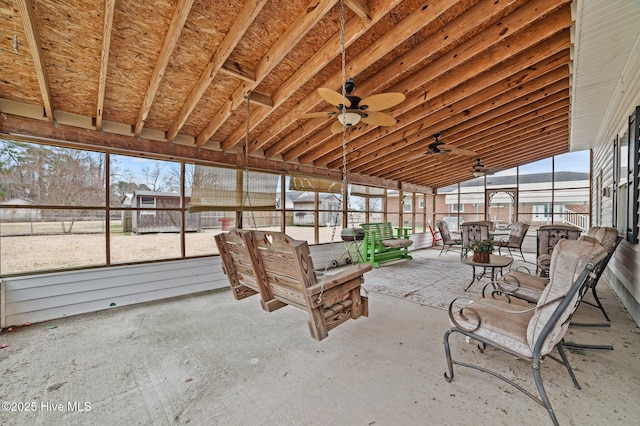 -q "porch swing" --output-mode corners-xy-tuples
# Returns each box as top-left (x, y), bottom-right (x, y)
(213, 0), (372, 341)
